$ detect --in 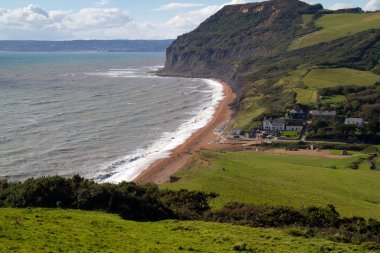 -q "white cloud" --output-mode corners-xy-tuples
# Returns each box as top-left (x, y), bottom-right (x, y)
(166, 5), (220, 29)
(166, 0), (249, 31)
(226, 0), (250, 4)
(0, 1), (252, 40)
(54, 8), (131, 29)
(330, 3), (354, 10)
(0, 5), (135, 39)
(364, 0), (380, 11)
(154, 3), (205, 11)
(302, 0), (316, 4)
